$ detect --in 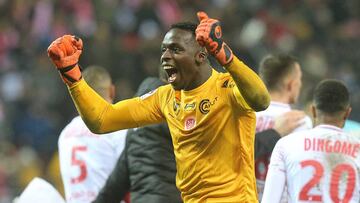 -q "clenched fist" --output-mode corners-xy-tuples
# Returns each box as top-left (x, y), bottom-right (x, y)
(196, 11), (233, 66)
(47, 35), (83, 85)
